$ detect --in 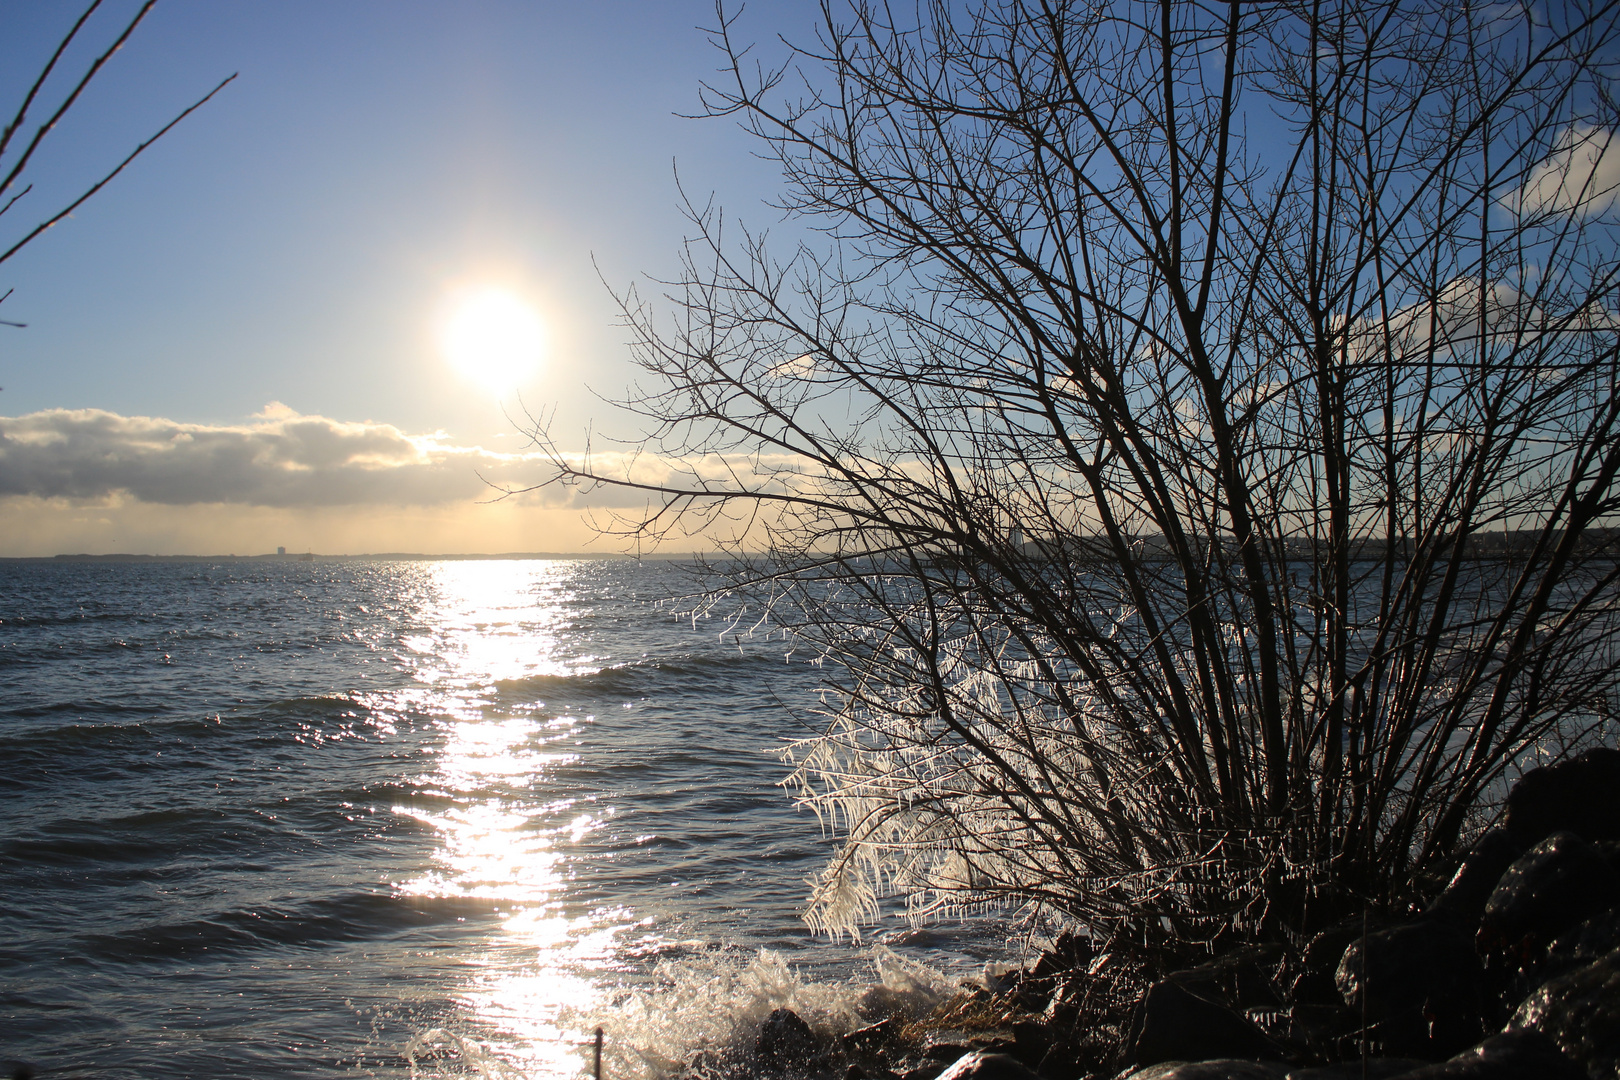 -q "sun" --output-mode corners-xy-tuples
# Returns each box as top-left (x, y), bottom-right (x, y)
(439, 287), (547, 394)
